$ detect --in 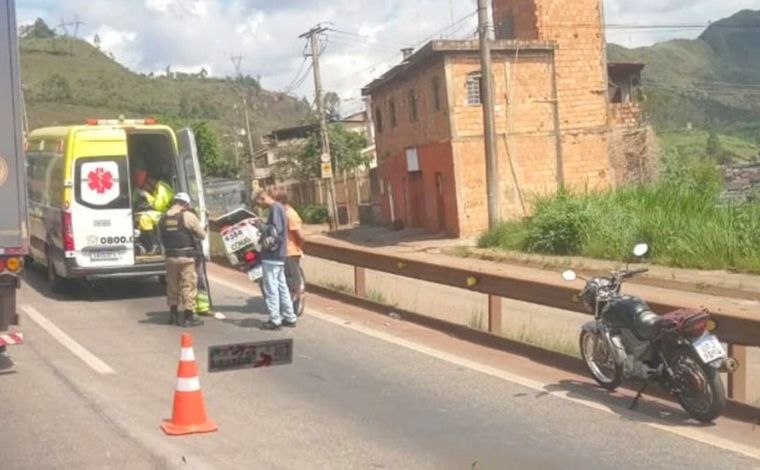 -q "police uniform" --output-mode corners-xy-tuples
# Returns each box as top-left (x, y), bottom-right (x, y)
(159, 195), (206, 327)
